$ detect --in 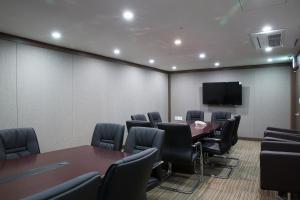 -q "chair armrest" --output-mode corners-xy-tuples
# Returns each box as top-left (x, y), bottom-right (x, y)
(260, 151), (300, 192)
(261, 141), (300, 153)
(152, 161), (164, 170)
(200, 137), (222, 143)
(266, 127), (300, 134)
(264, 131), (300, 142)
